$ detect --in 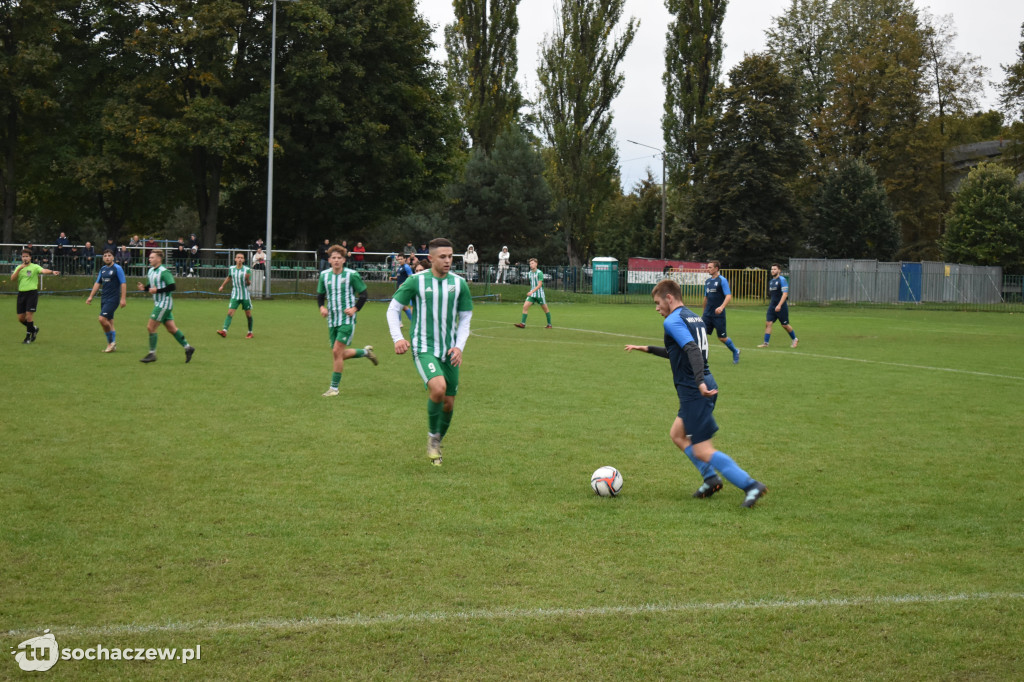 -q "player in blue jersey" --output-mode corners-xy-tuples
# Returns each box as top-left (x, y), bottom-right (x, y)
(390, 254), (415, 325)
(702, 260), (741, 364)
(86, 249), (127, 352)
(625, 278), (767, 507)
(758, 263), (798, 349)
